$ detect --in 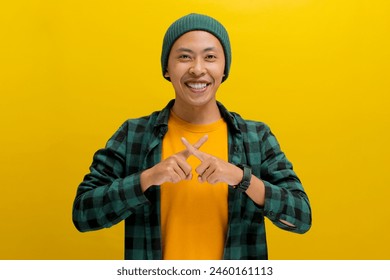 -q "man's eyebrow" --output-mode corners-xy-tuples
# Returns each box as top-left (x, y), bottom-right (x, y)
(203, 47), (217, 52)
(175, 47), (217, 53)
(176, 48), (194, 53)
